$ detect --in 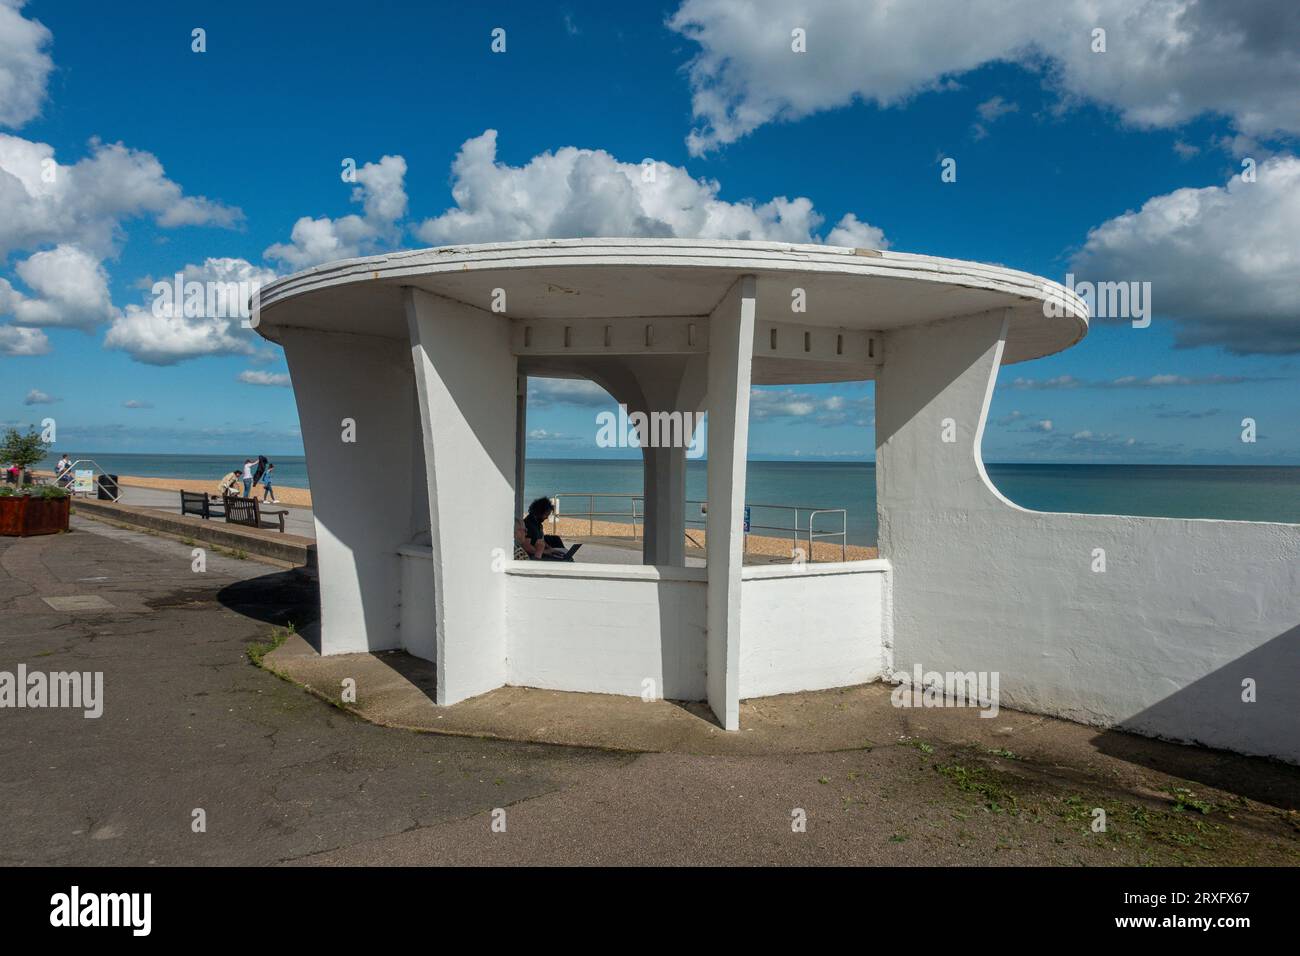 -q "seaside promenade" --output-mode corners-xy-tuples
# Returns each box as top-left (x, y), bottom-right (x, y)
(68, 476), (872, 565)
(96, 485), (675, 566)
(3, 513), (1297, 865)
